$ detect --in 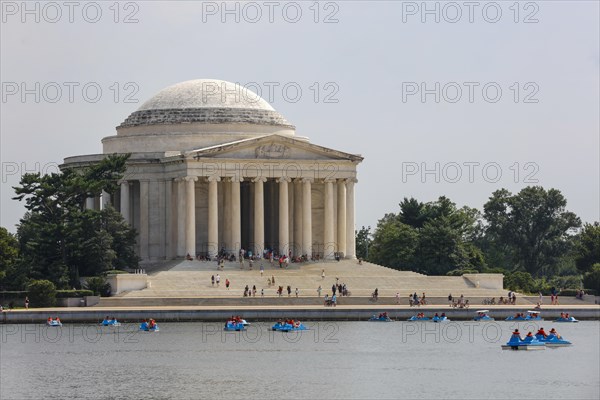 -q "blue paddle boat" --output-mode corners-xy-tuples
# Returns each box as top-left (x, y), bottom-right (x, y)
(101, 318), (121, 327)
(473, 310), (494, 321)
(407, 313), (429, 321)
(501, 331), (546, 351)
(272, 320), (308, 332)
(46, 318), (62, 327)
(369, 313), (393, 322)
(140, 320), (159, 332)
(554, 315), (578, 323)
(506, 311), (542, 321)
(535, 333), (572, 347)
(431, 315), (450, 323)
(224, 321), (247, 331)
